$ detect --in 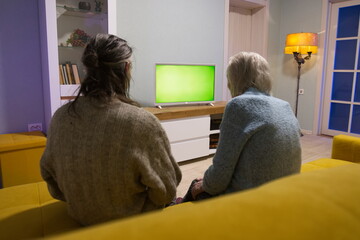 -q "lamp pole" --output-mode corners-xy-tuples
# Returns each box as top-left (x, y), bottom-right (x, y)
(292, 52), (311, 118)
(295, 62), (301, 118)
